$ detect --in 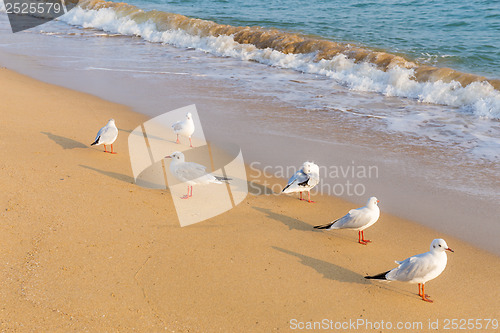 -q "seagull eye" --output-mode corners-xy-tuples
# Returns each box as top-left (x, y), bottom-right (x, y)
(439, 244), (442, 247)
